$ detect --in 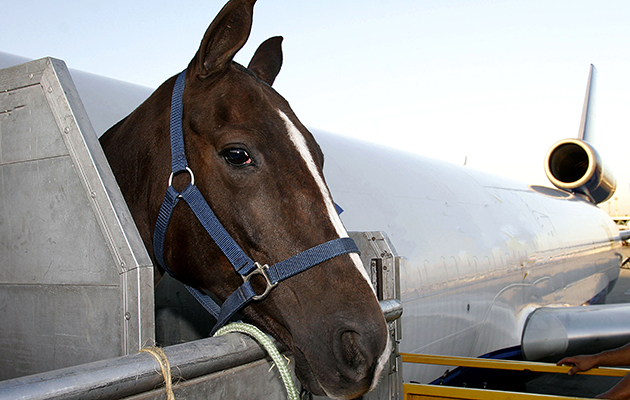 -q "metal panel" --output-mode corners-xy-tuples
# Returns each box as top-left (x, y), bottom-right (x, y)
(0, 51), (154, 137)
(1, 156), (116, 285)
(0, 333), (297, 400)
(0, 231), (401, 400)
(352, 231), (404, 400)
(0, 58), (154, 380)
(0, 285), (121, 379)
